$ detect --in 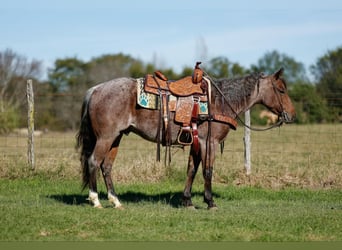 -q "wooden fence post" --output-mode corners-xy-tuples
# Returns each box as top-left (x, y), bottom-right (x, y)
(27, 79), (35, 170)
(244, 110), (251, 175)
